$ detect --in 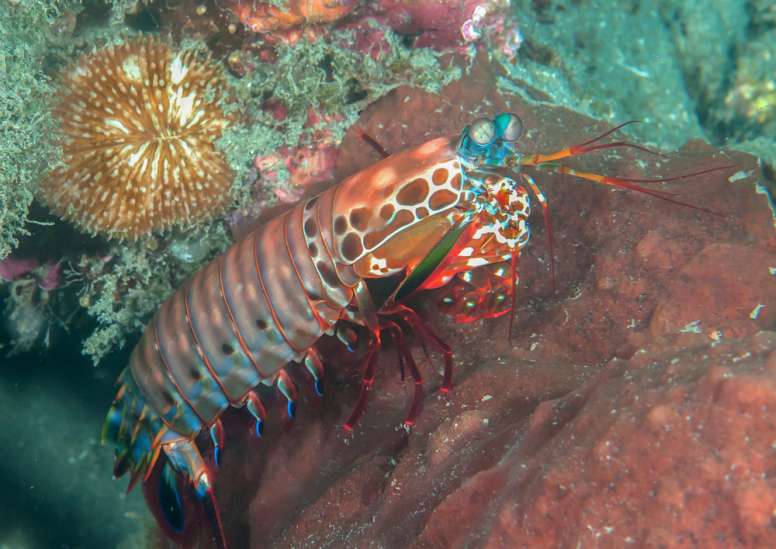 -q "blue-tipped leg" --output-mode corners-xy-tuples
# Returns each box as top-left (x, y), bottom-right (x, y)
(336, 324), (358, 352)
(277, 371), (298, 420)
(209, 420), (224, 468)
(245, 391), (267, 438)
(304, 349), (325, 397)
